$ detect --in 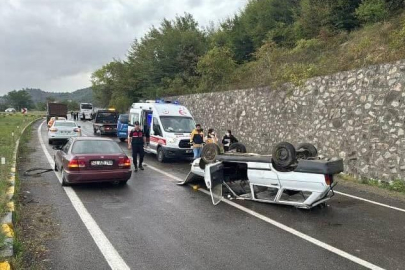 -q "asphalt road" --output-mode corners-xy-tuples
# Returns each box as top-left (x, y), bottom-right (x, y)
(21, 119), (405, 269)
